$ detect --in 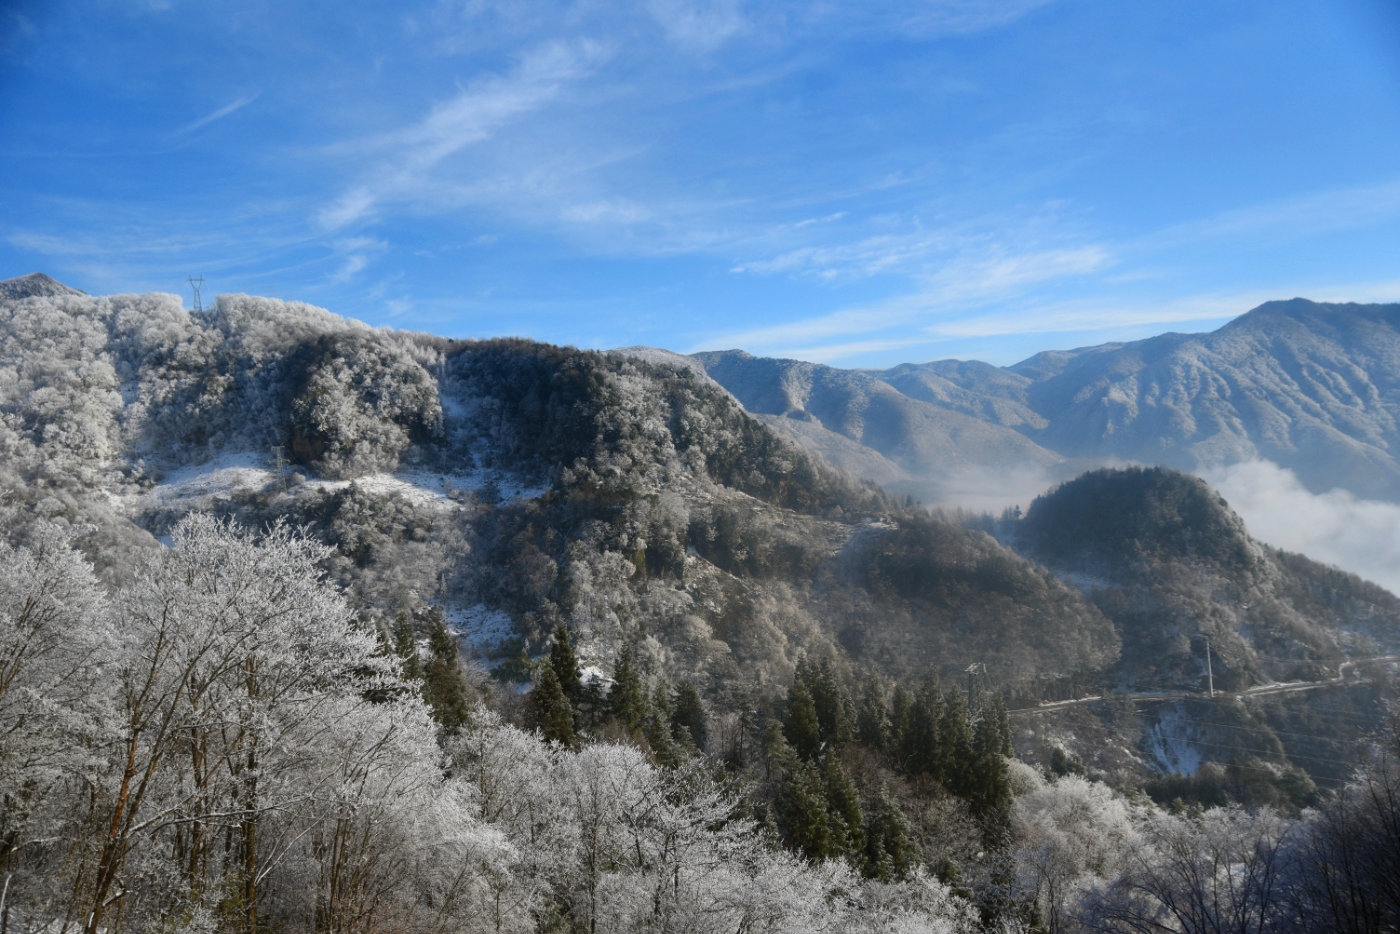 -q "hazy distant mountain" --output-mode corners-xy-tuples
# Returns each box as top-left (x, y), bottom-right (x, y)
(1009, 300), (1400, 500)
(676, 300), (1400, 504)
(643, 349), (1069, 502)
